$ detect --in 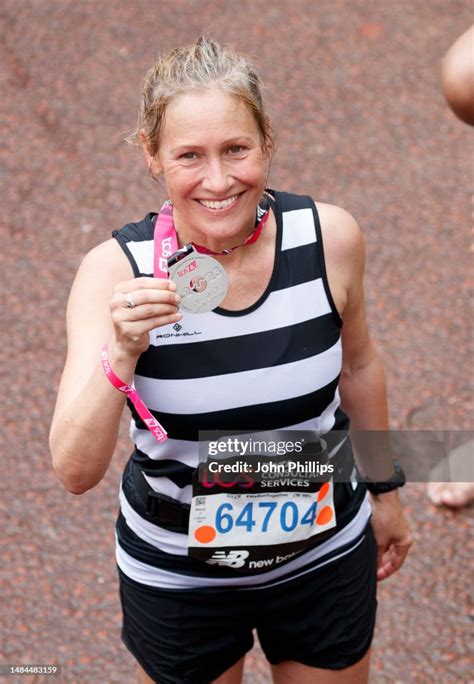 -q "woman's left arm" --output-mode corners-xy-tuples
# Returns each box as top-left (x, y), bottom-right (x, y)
(319, 204), (412, 581)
